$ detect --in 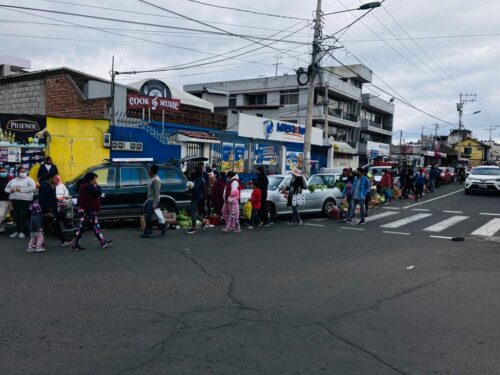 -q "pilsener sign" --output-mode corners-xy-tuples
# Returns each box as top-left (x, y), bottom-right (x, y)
(127, 94), (181, 113)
